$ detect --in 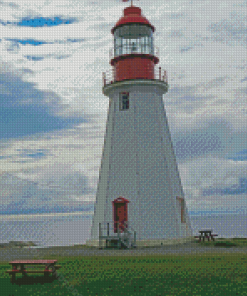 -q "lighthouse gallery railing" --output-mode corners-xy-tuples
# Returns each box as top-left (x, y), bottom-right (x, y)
(103, 66), (168, 87)
(109, 45), (159, 60)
